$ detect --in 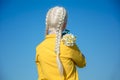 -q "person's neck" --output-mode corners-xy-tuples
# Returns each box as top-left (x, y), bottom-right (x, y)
(49, 31), (56, 34)
(49, 29), (56, 34)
